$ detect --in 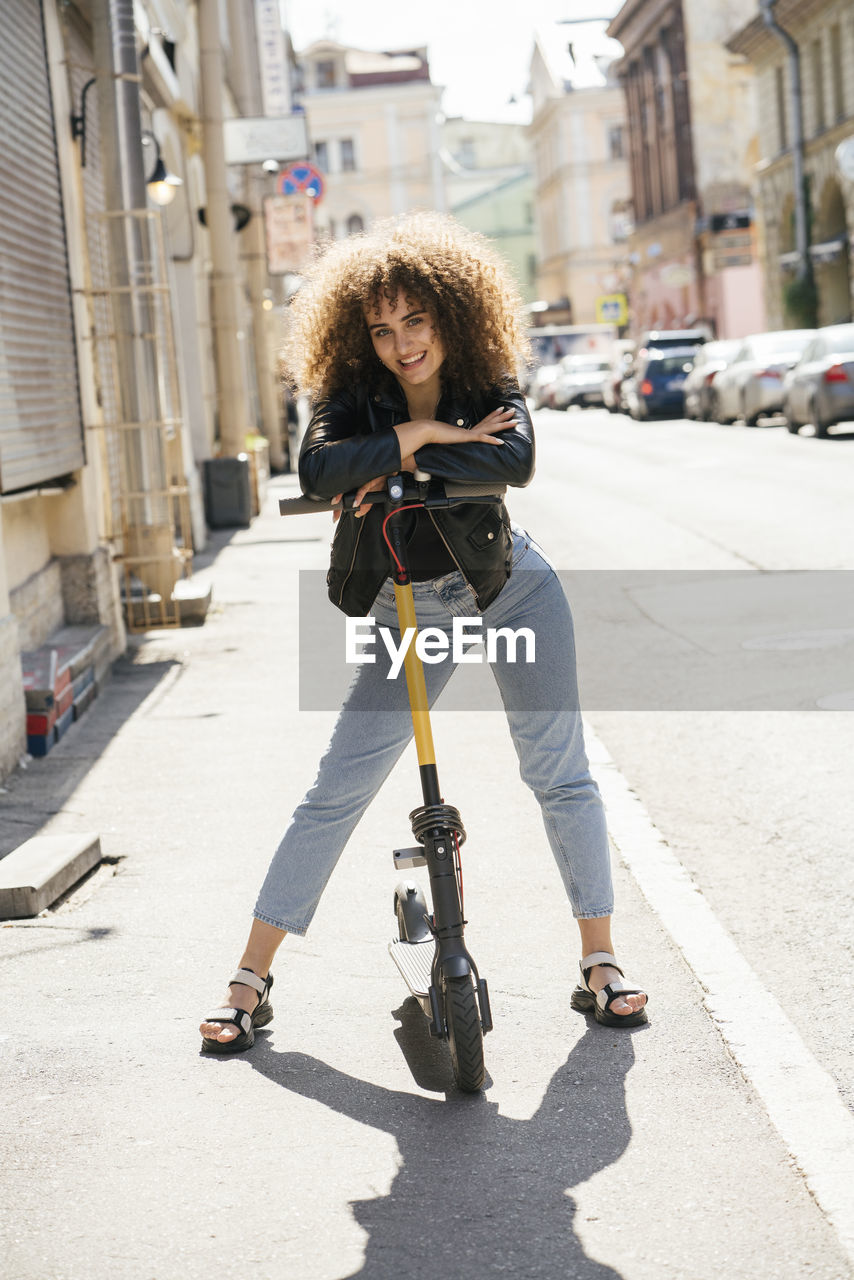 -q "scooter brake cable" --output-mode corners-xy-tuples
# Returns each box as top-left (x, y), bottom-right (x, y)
(453, 830), (464, 917)
(381, 502), (424, 576)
